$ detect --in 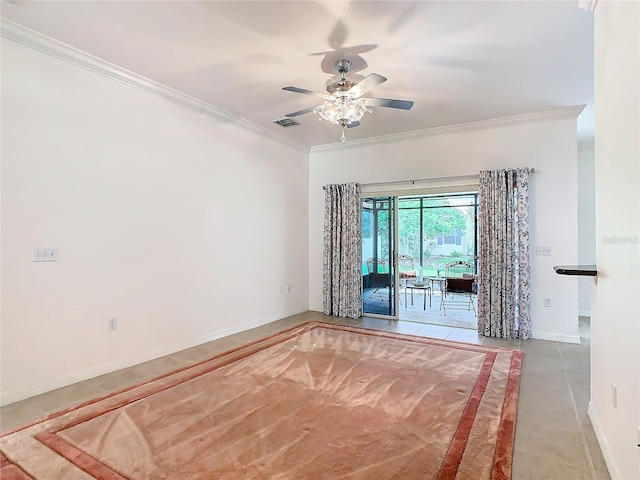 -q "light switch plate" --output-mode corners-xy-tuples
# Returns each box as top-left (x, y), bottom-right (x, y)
(33, 247), (58, 262)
